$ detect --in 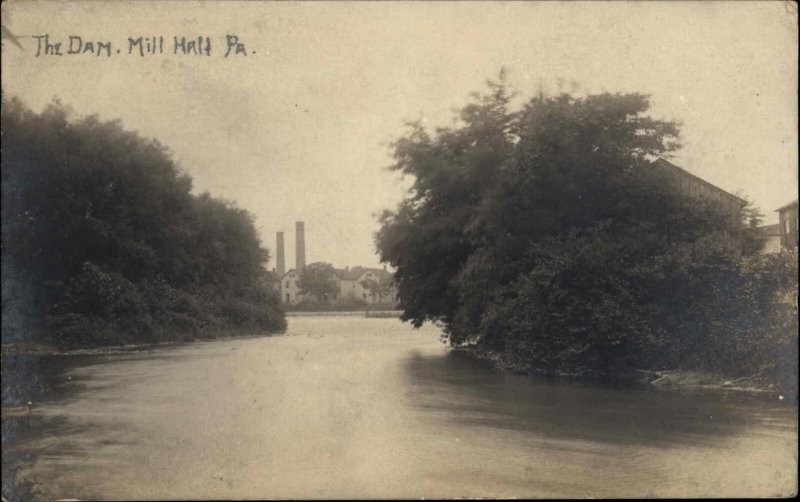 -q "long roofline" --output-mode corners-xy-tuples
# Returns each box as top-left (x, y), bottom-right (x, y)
(652, 158), (748, 206)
